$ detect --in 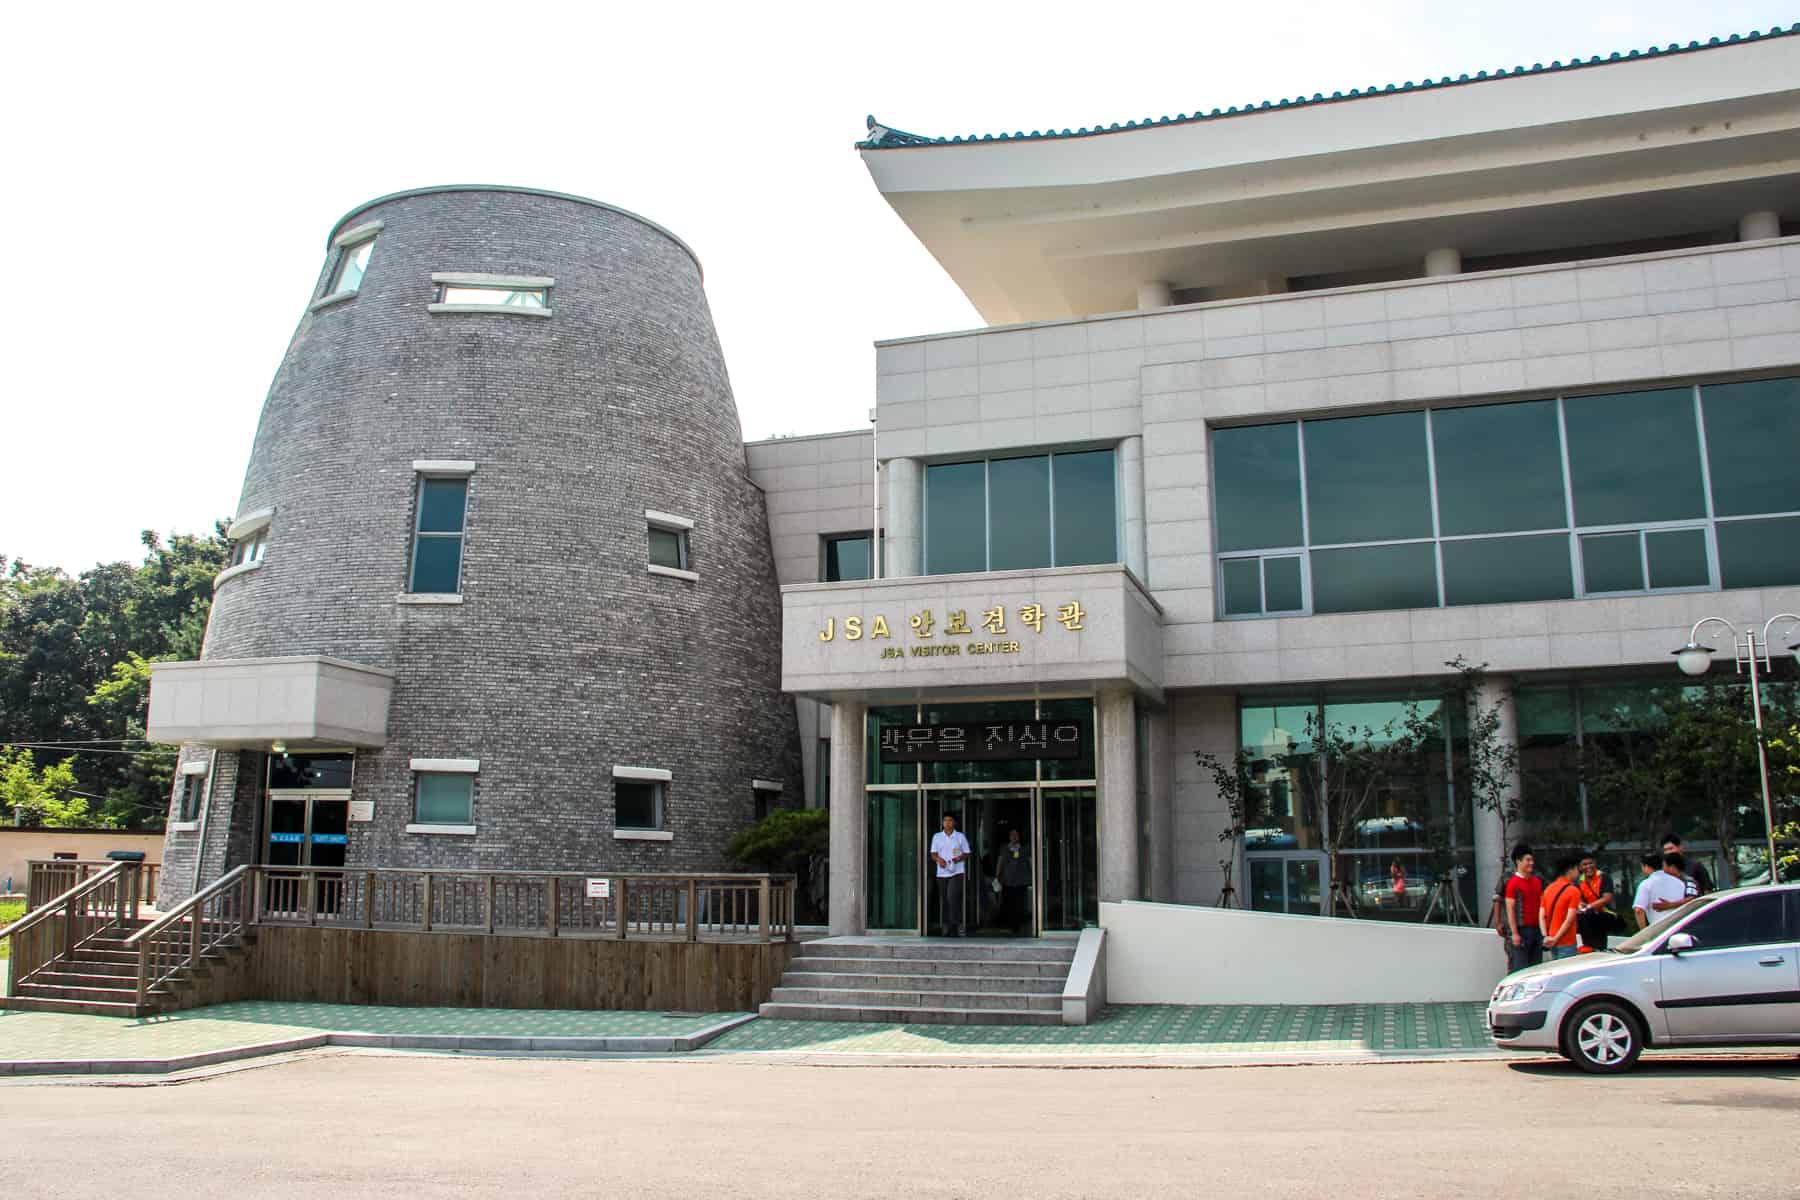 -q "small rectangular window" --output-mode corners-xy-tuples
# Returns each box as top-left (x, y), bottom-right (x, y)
(330, 238), (375, 296)
(1579, 526), (1711, 596)
(753, 780), (784, 821)
(231, 529), (267, 566)
(649, 526), (688, 570)
(615, 779), (666, 830)
(410, 477), (468, 594)
(176, 772), (207, 823)
(436, 284), (548, 308)
(415, 774), (474, 825)
(1219, 554), (1304, 617)
(822, 533), (874, 582)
